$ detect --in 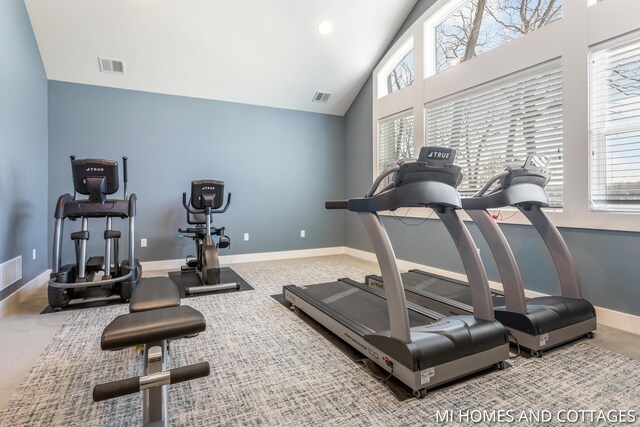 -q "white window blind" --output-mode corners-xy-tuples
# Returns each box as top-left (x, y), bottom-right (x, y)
(378, 112), (415, 178)
(425, 63), (563, 207)
(590, 37), (640, 211)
